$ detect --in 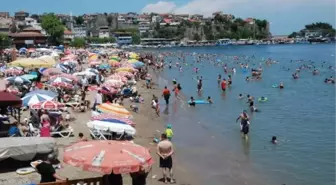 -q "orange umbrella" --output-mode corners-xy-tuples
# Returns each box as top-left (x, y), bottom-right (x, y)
(63, 140), (153, 174)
